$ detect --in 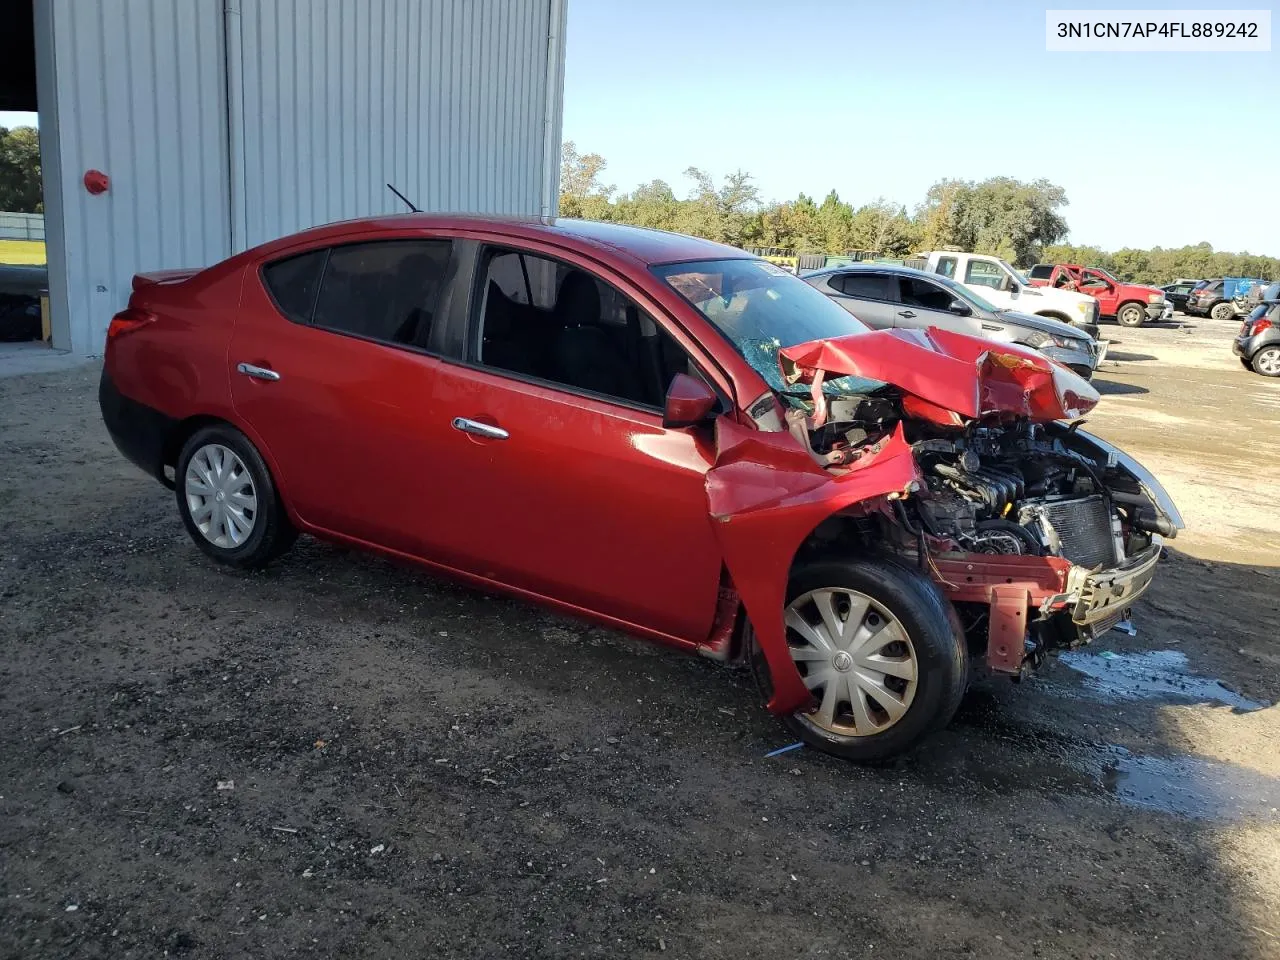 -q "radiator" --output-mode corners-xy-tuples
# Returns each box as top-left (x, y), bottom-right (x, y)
(1038, 495), (1117, 570)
